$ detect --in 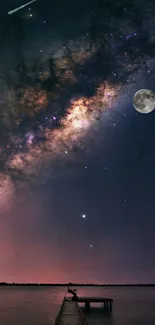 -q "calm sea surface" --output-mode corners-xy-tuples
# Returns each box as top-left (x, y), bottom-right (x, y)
(0, 286), (155, 325)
